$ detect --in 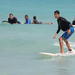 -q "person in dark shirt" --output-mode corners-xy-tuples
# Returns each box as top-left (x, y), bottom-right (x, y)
(53, 10), (74, 54)
(72, 19), (75, 25)
(8, 13), (21, 24)
(32, 16), (42, 24)
(32, 16), (53, 24)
